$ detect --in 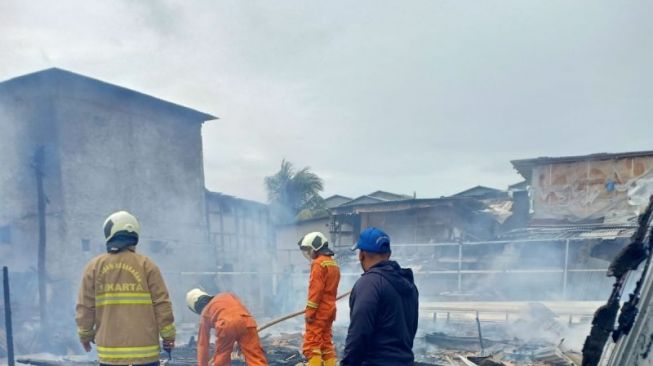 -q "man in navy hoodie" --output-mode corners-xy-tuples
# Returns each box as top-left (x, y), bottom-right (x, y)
(341, 227), (419, 366)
